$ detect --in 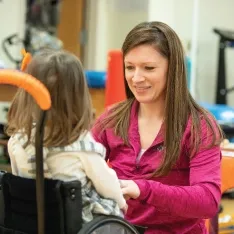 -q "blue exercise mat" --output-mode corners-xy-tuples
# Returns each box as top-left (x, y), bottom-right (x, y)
(200, 102), (234, 125)
(85, 71), (106, 88)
